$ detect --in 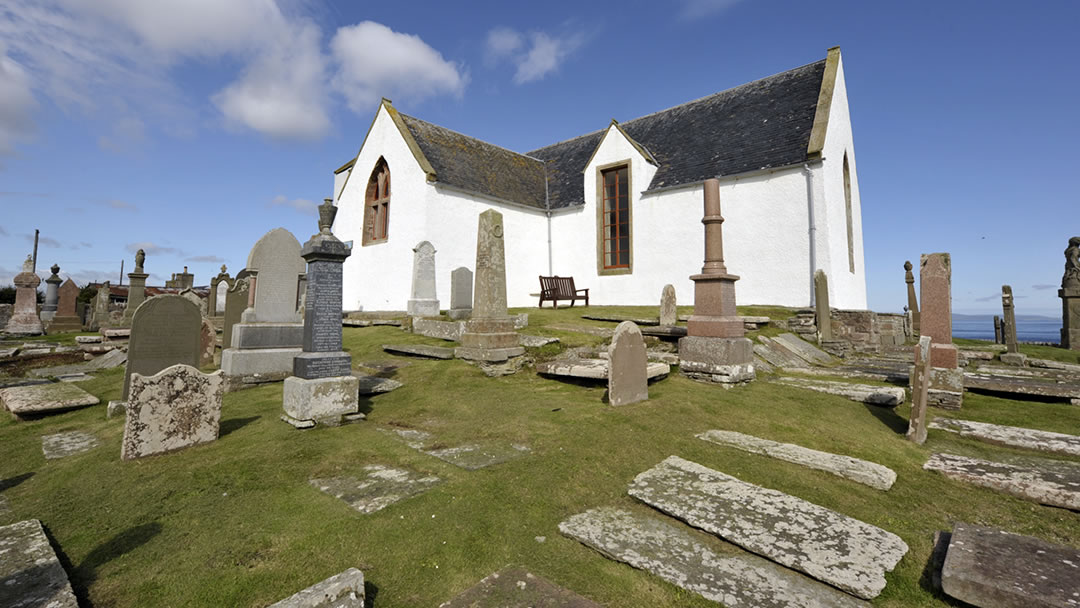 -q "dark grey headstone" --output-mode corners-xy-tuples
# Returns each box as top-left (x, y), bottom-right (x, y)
(123, 295), (201, 400)
(294, 215), (352, 380)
